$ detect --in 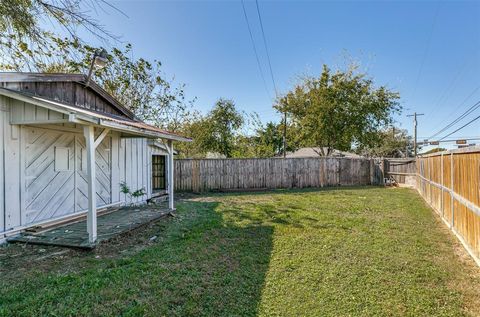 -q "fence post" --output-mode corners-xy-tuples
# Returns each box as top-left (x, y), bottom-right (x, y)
(440, 153), (444, 216)
(380, 158), (387, 185)
(450, 153), (454, 229)
(369, 159), (375, 185)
